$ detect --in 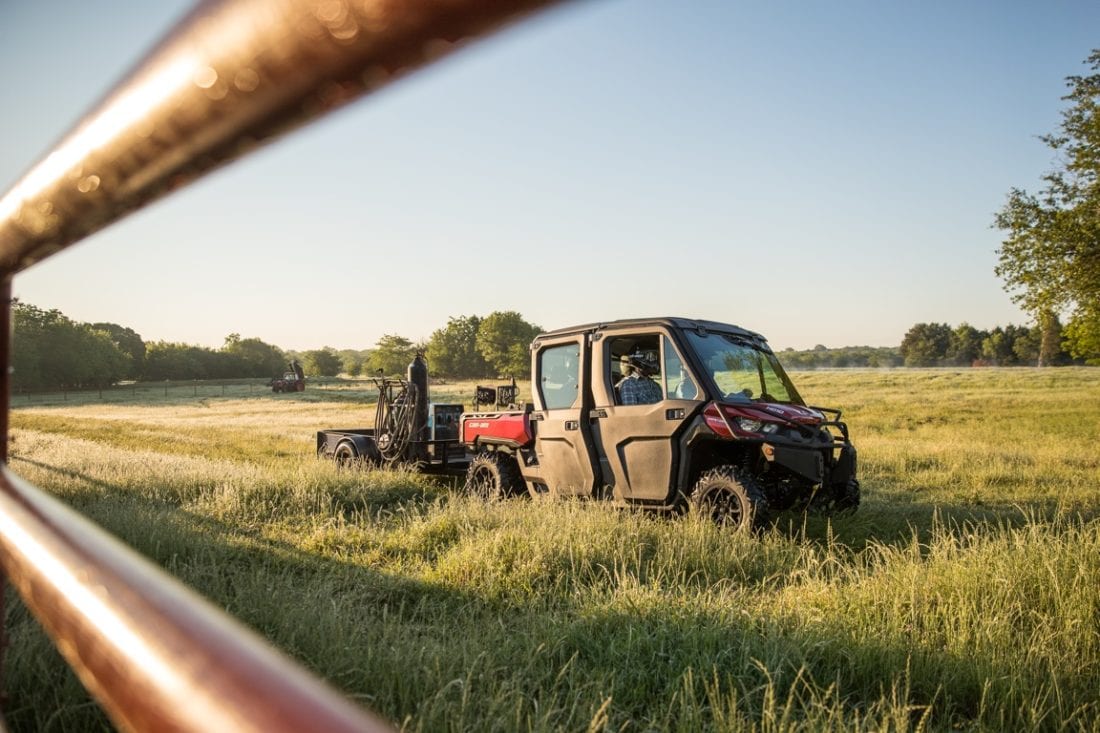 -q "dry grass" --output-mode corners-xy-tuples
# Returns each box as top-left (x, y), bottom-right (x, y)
(4, 369), (1099, 731)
